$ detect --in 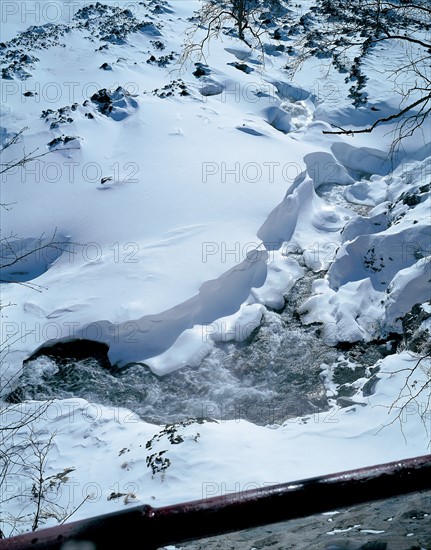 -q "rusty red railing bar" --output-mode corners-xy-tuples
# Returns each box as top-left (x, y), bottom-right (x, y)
(2, 454), (430, 549)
